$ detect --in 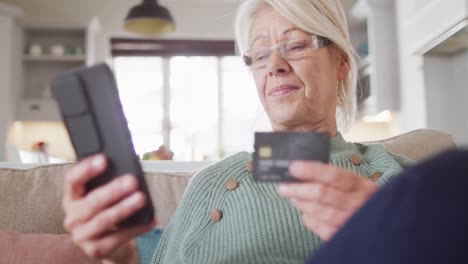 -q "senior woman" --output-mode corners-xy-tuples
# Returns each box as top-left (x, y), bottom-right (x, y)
(62, 0), (413, 263)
